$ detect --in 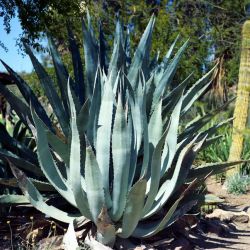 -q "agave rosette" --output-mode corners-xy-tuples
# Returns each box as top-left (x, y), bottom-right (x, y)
(0, 14), (242, 246)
